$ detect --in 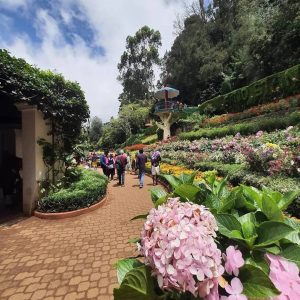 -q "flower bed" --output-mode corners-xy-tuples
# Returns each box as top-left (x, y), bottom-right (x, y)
(180, 111), (300, 140)
(36, 169), (108, 213)
(146, 126), (300, 177)
(114, 173), (300, 299)
(202, 94), (300, 127)
(124, 143), (146, 151)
